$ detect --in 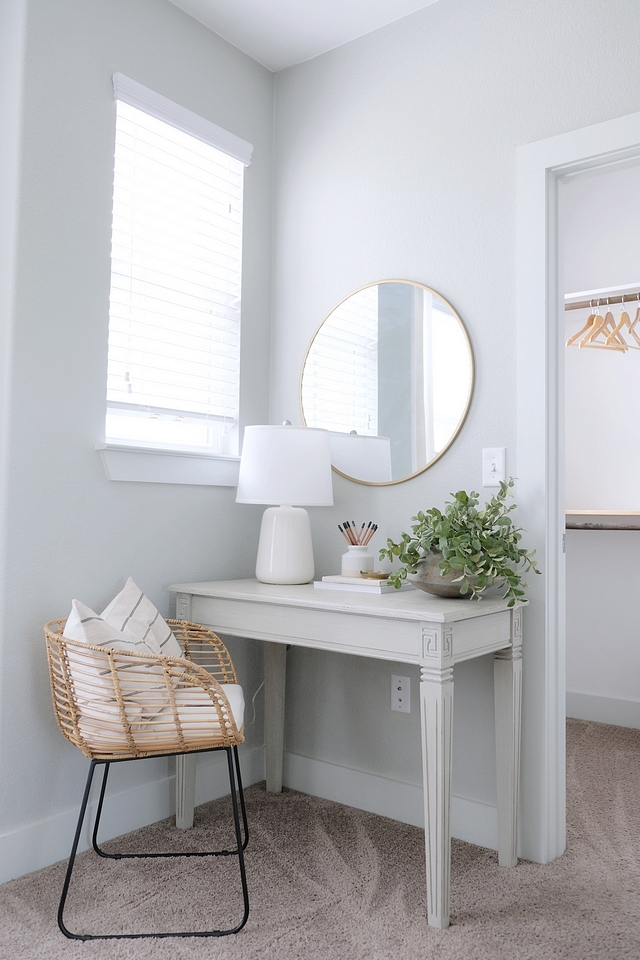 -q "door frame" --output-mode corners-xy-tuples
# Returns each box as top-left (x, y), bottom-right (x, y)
(516, 110), (640, 863)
